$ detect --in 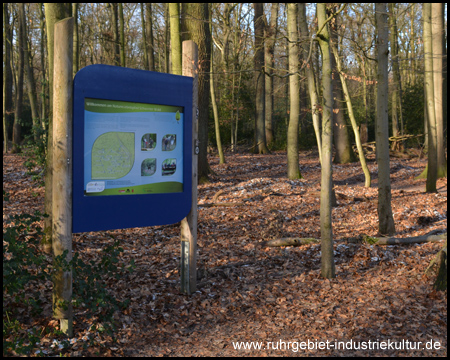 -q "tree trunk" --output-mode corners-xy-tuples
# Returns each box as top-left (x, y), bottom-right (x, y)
(375, 3), (395, 235)
(286, 3), (301, 179)
(145, 4), (155, 71)
(317, 3), (335, 279)
(118, 3), (125, 67)
(388, 3), (400, 150)
(431, 3), (446, 179)
(111, 3), (120, 66)
(169, 3), (182, 75)
(331, 45), (371, 187)
(264, 3), (278, 146)
(72, 3), (78, 76)
(140, 4), (148, 70)
(3, 4), (13, 153)
(298, 3), (322, 164)
(253, 3), (269, 154)
(181, 3), (211, 182)
(210, 15), (225, 164)
(21, 3), (40, 142)
(423, 3), (437, 192)
(12, 4), (25, 154)
(43, 3), (66, 253)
